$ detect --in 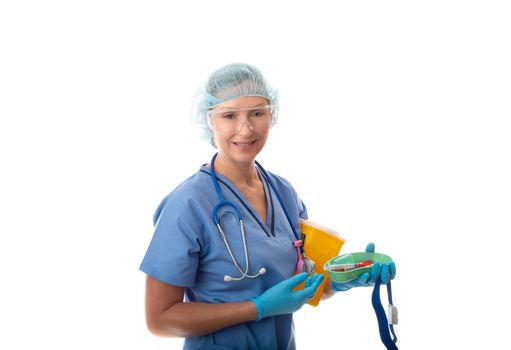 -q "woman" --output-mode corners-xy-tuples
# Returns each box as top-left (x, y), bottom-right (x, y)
(140, 63), (395, 349)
